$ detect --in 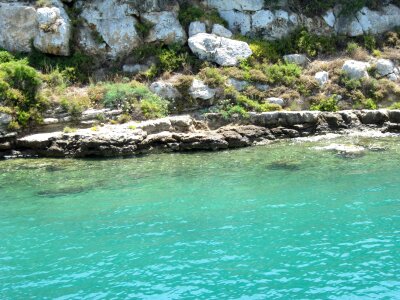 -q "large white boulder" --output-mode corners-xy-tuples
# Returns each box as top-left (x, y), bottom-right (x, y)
(150, 81), (181, 100)
(0, 3), (38, 52)
(188, 33), (252, 66)
(142, 11), (186, 45)
(79, 0), (141, 59)
(342, 60), (371, 80)
(33, 1), (71, 56)
(189, 79), (216, 100)
(189, 21), (206, 37)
